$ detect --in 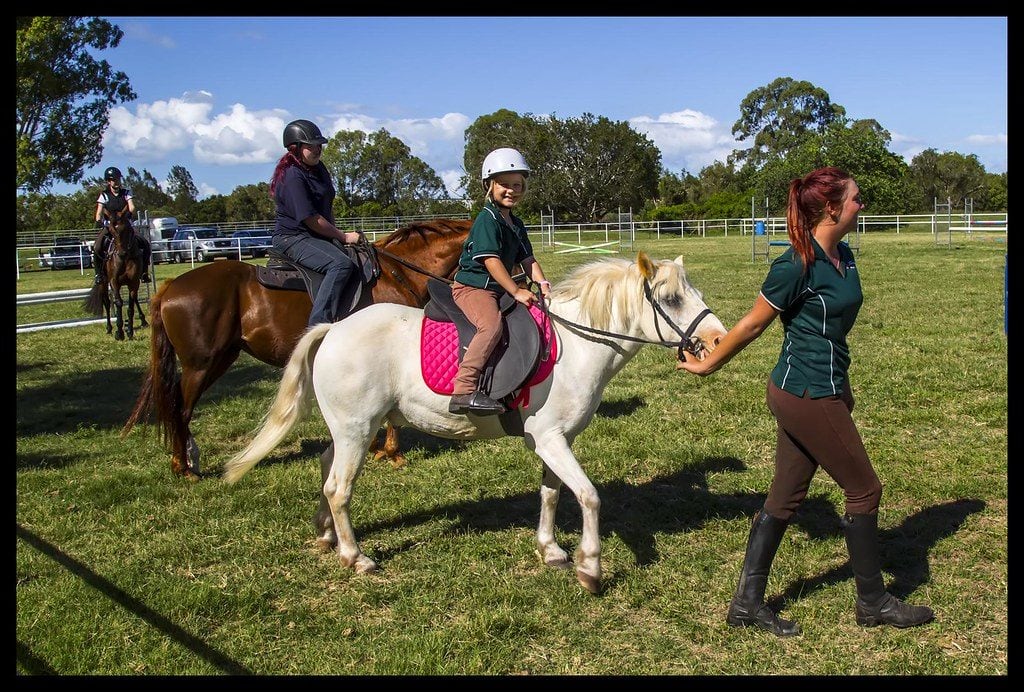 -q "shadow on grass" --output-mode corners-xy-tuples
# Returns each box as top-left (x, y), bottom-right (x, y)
(15, 523), (251, 675)
(16, 360), (277, 439)
(343, 457), (983, 601)
(771, 498), (985, 612)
